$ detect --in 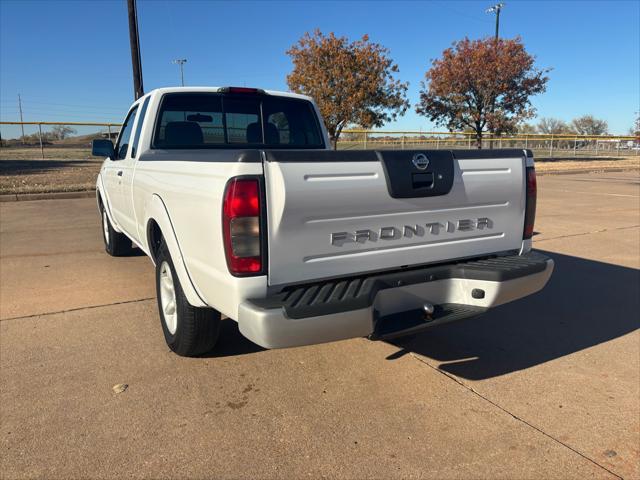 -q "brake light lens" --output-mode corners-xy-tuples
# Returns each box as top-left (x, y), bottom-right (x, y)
(523, 167), (537, 239)
(220, 87), (263, 94)
(223, 177), (263, 275)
